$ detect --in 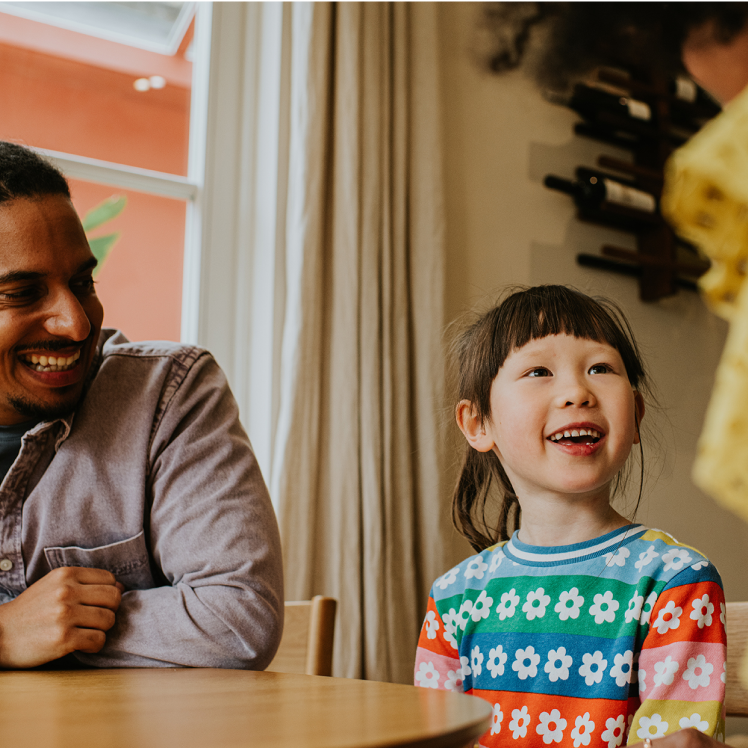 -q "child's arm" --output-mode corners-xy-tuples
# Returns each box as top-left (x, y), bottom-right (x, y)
(628, 566), (726, 744)
(414, 589), (466, 691)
